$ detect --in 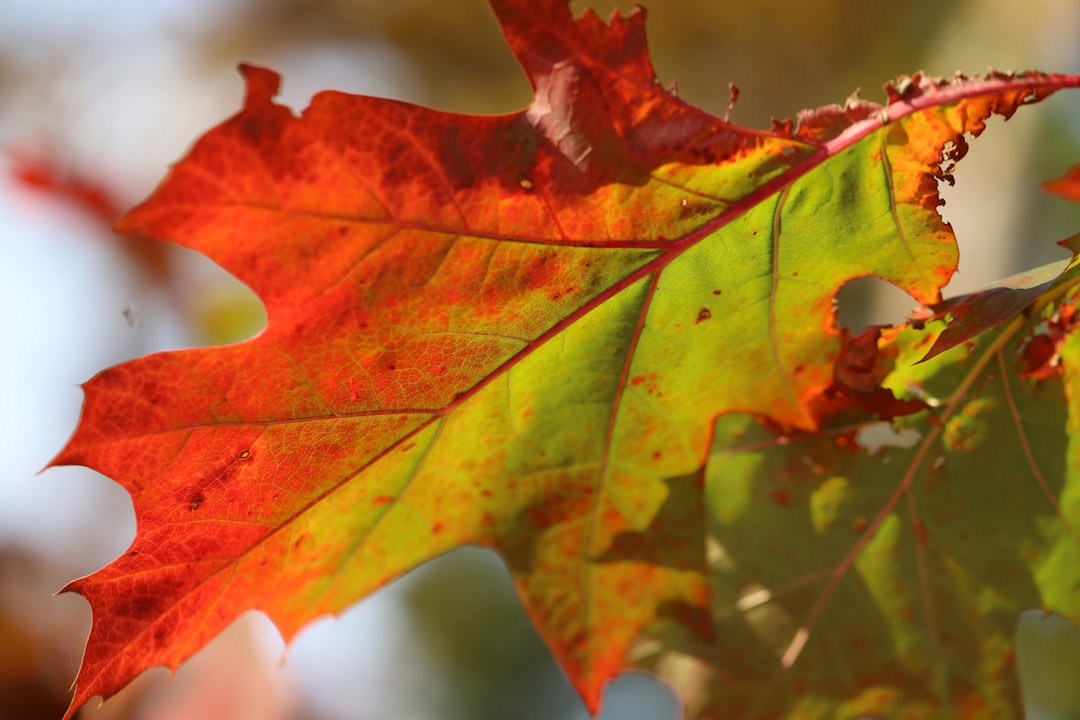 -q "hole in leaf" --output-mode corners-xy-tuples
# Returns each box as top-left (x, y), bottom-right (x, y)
(834, 276), (920, 332)
(855, 421), (921, 454)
